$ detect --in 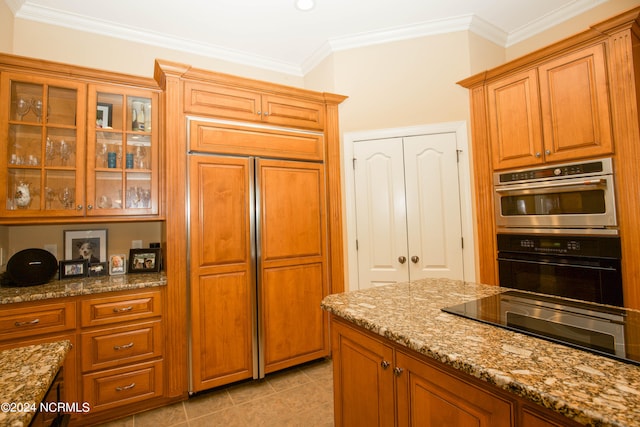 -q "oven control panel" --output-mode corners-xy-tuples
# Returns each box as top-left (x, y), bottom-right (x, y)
(497, 234), (620, 258)
(495, 157), (612, 184)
